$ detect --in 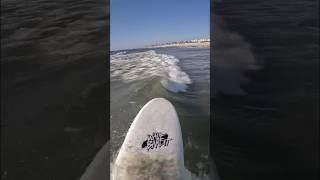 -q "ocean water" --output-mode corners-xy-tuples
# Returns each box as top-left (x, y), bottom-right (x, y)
(110, 47), (210, 178)
(212, 0), (319, 180)
(1, 0), (108, 179)
(2, 0), (318, 179)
